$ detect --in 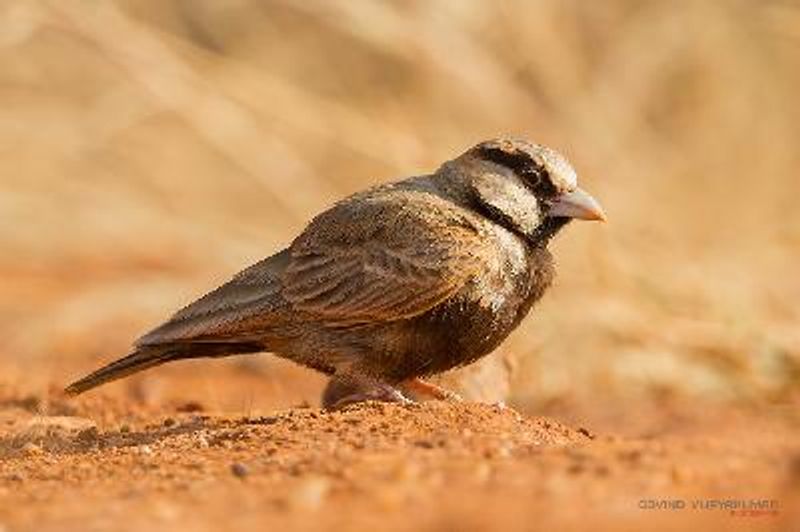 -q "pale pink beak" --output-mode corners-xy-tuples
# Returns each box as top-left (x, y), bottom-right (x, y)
(548, 187), (607, 222)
